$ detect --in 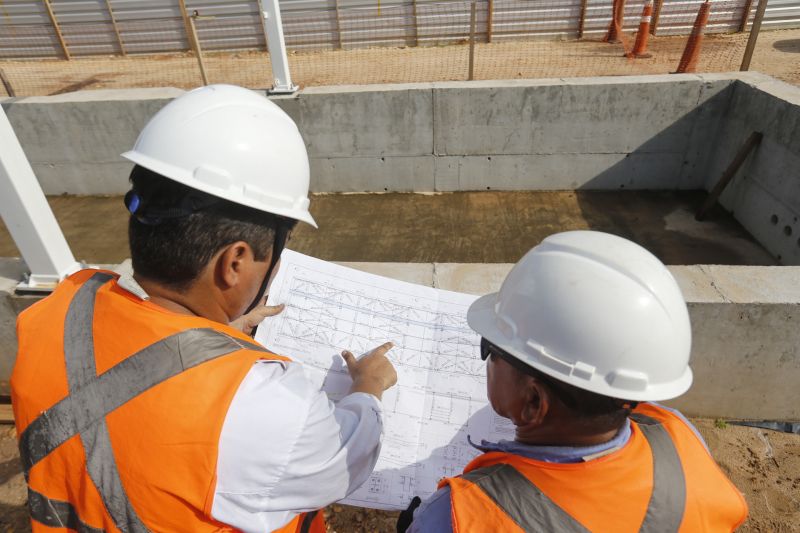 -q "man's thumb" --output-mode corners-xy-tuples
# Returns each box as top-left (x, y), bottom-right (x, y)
(341, 350), (357, 372)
